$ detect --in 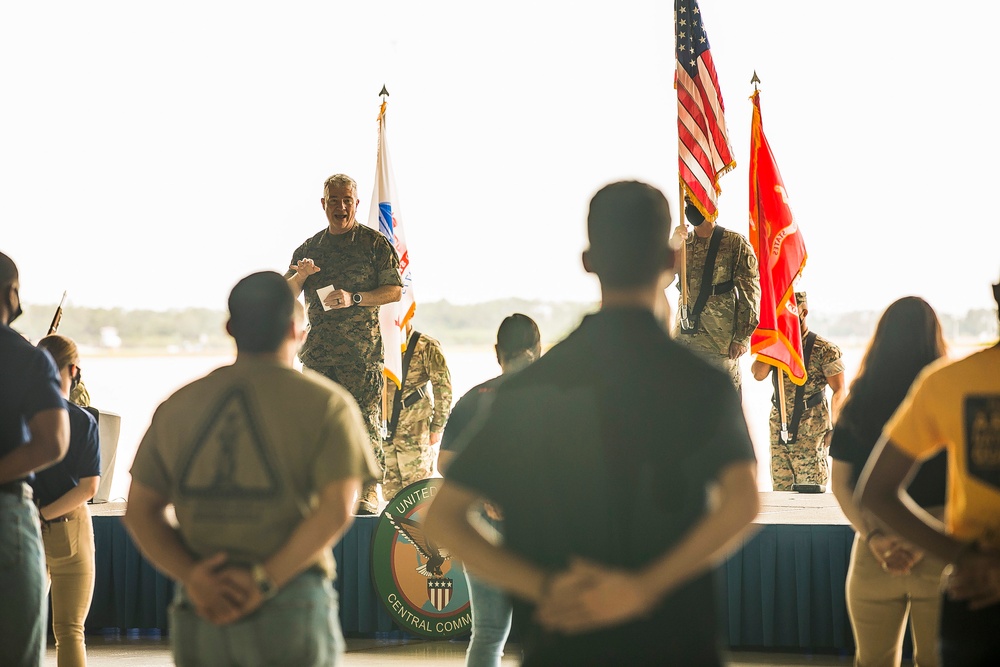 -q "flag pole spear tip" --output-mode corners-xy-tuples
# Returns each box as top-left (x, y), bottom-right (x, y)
(379, 85), (389, 98)
(751, 71), (760, 90)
